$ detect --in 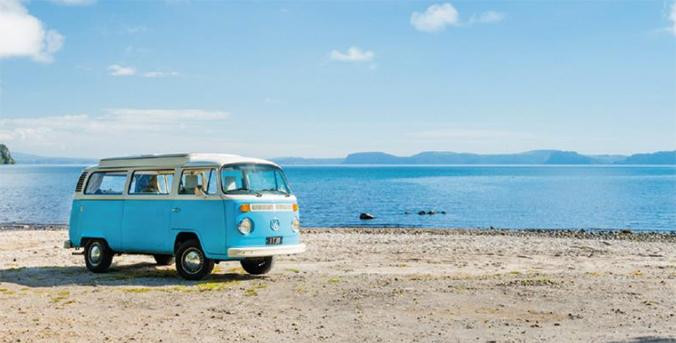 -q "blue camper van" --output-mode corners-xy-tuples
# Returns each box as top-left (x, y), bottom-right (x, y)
(64, 153), (305, 280)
